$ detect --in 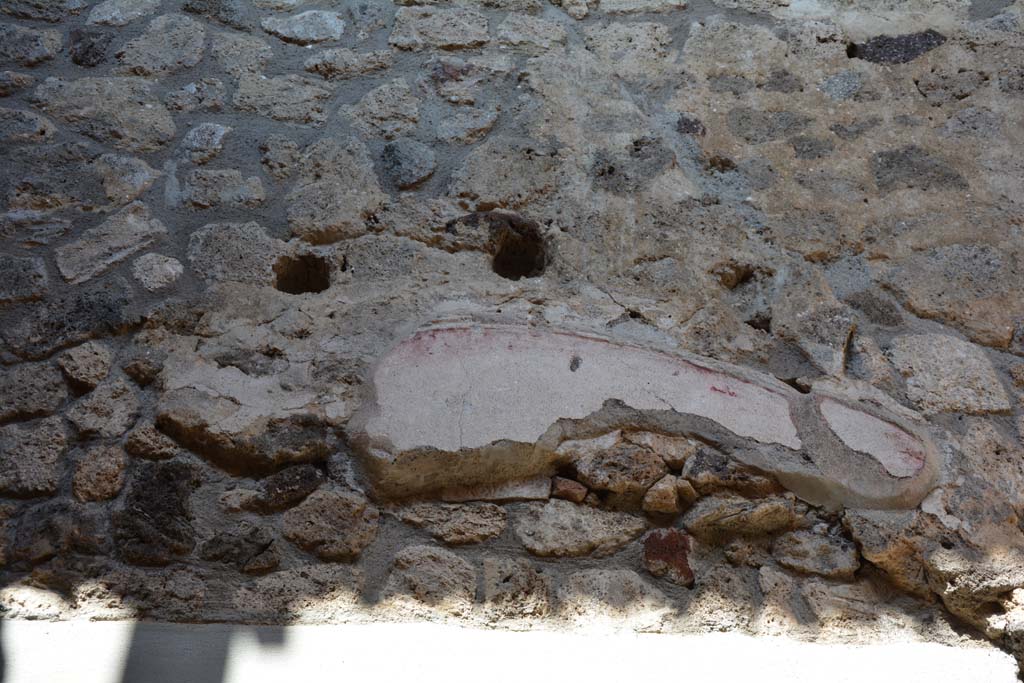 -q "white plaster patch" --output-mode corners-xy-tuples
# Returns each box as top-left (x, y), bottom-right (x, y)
(366, 324), (802, 453)
(820, 398), (926, 478)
